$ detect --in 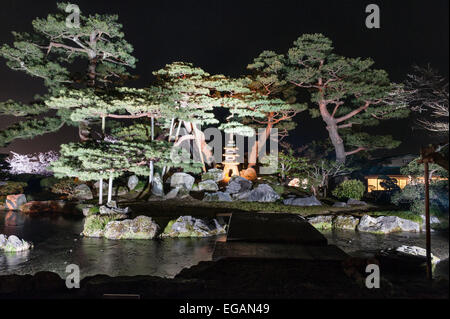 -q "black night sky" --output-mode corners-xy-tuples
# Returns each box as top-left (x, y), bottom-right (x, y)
(0, 0), (448, 155)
